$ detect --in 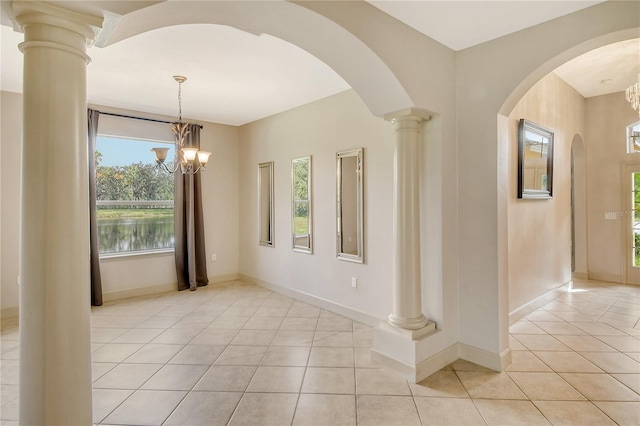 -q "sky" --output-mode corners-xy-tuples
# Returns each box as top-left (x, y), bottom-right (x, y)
(96, 136), (175, 167)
